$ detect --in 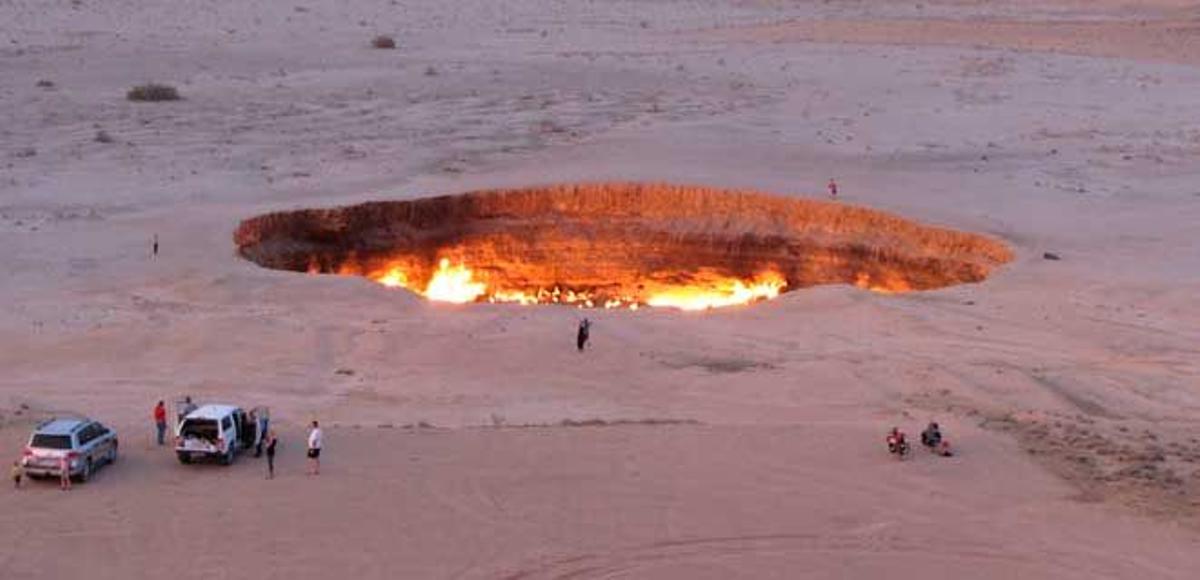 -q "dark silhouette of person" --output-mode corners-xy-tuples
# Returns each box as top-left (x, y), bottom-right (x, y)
(265, 431), (277, 479)
(577, 318), (591, 352)
(152, 234), (158, 257)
